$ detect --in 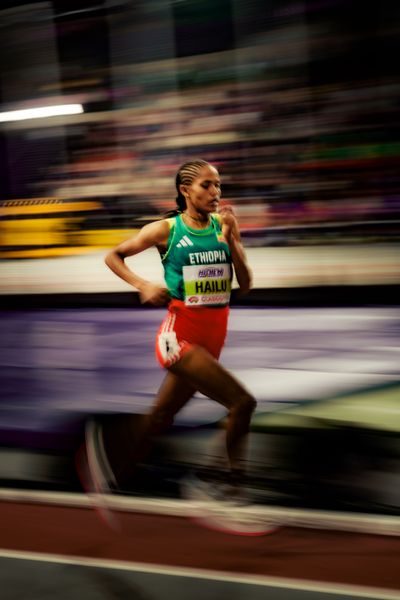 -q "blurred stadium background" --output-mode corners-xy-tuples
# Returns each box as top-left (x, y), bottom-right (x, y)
(0, 0), (399, 516)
